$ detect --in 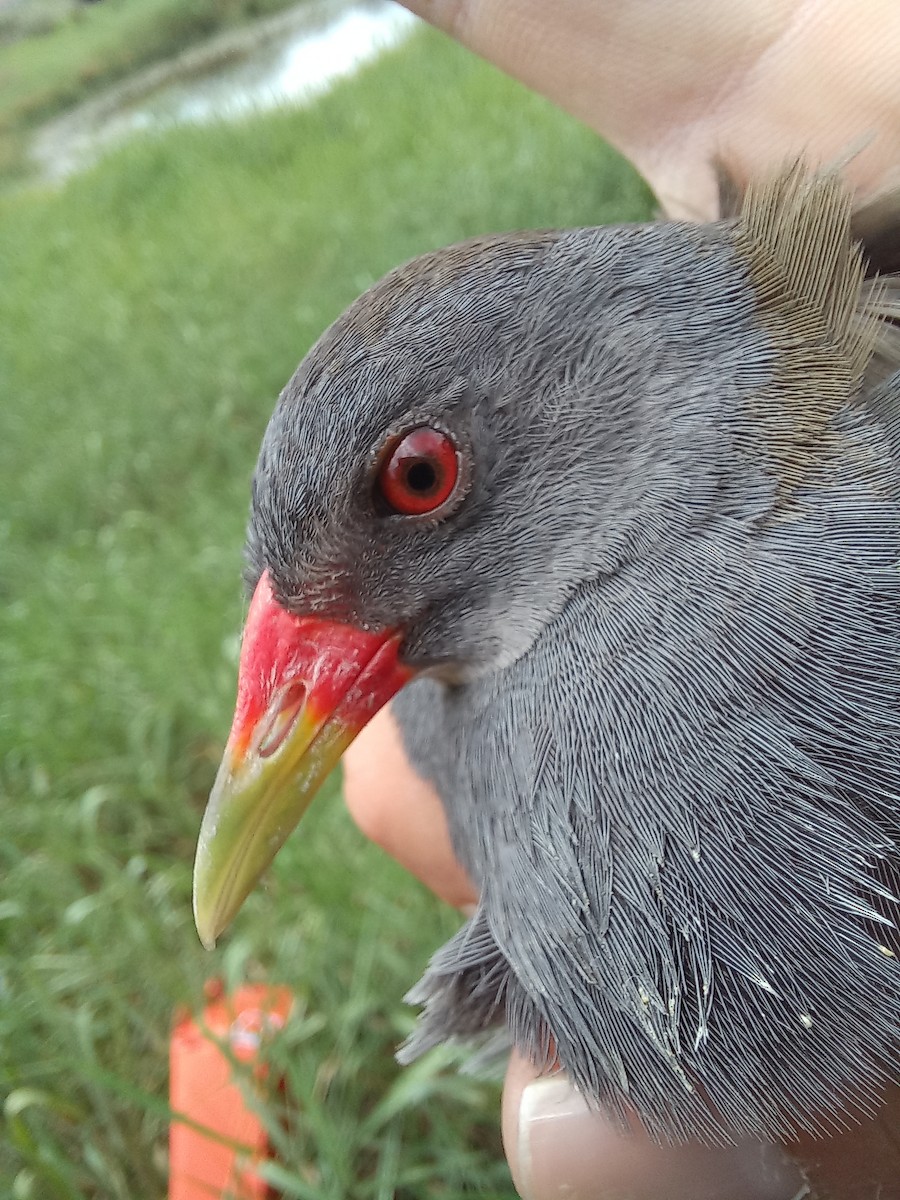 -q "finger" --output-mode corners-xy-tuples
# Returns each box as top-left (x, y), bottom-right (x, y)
(791, 1084), (900, 1200)
(398, 1), (900, 219)
(341, 704), (479, 909)
(399, 0), (785, 218)
(501, 1052), (807, 1200)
